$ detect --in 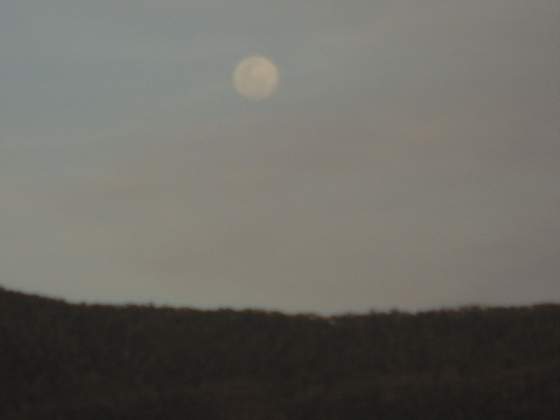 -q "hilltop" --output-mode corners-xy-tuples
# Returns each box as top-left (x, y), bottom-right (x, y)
(1, 286), (559, 419)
